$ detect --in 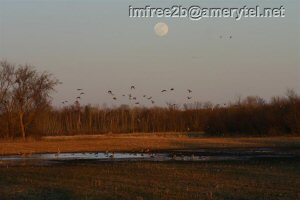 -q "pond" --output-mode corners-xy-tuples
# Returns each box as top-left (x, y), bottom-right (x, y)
(0, 147), (299, 166)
